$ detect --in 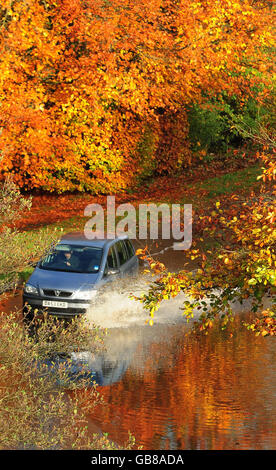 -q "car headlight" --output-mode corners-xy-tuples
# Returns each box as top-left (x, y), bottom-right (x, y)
(24, 284), (39, 295)
(79, 290), (98, 300)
